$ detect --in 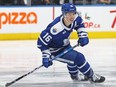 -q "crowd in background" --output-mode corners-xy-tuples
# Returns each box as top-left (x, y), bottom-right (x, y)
(0, 0), (115, 6)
